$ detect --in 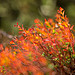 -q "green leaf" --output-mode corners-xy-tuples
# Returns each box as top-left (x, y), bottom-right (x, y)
(72, 54), (75, 58)
(42, 52), (45, 56)
(48, 64), (54, 70)
(68, 47), (73, 52)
